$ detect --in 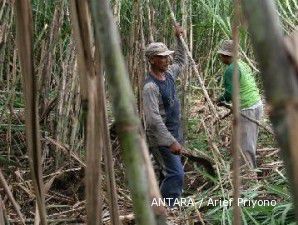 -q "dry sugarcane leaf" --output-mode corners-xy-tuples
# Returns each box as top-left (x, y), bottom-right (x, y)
(44, 170), (62, 195)
(0, 169), (26, 225)
(45, 136), (86, 167)
(34, 201), (41, 225)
